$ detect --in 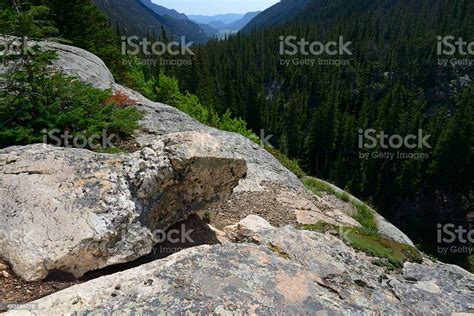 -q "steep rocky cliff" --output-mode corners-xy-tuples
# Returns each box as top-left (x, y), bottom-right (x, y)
(1, 41), (472, 314)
